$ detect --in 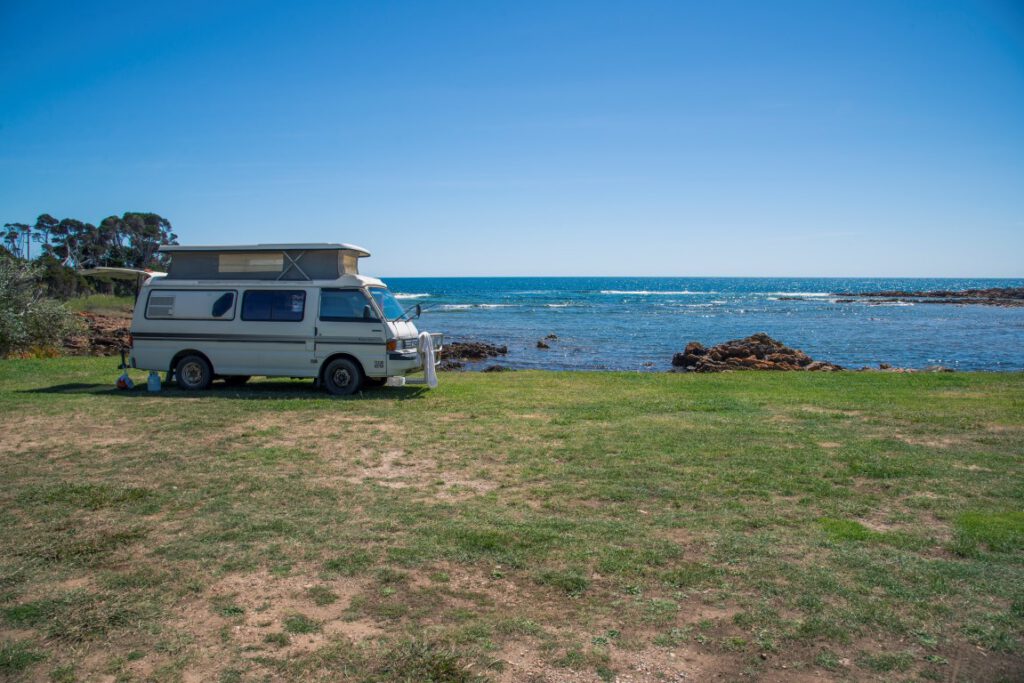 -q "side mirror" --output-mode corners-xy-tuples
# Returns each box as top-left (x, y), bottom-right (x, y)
(363, 305), (374, 320)
(415, 304), (422, 318)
